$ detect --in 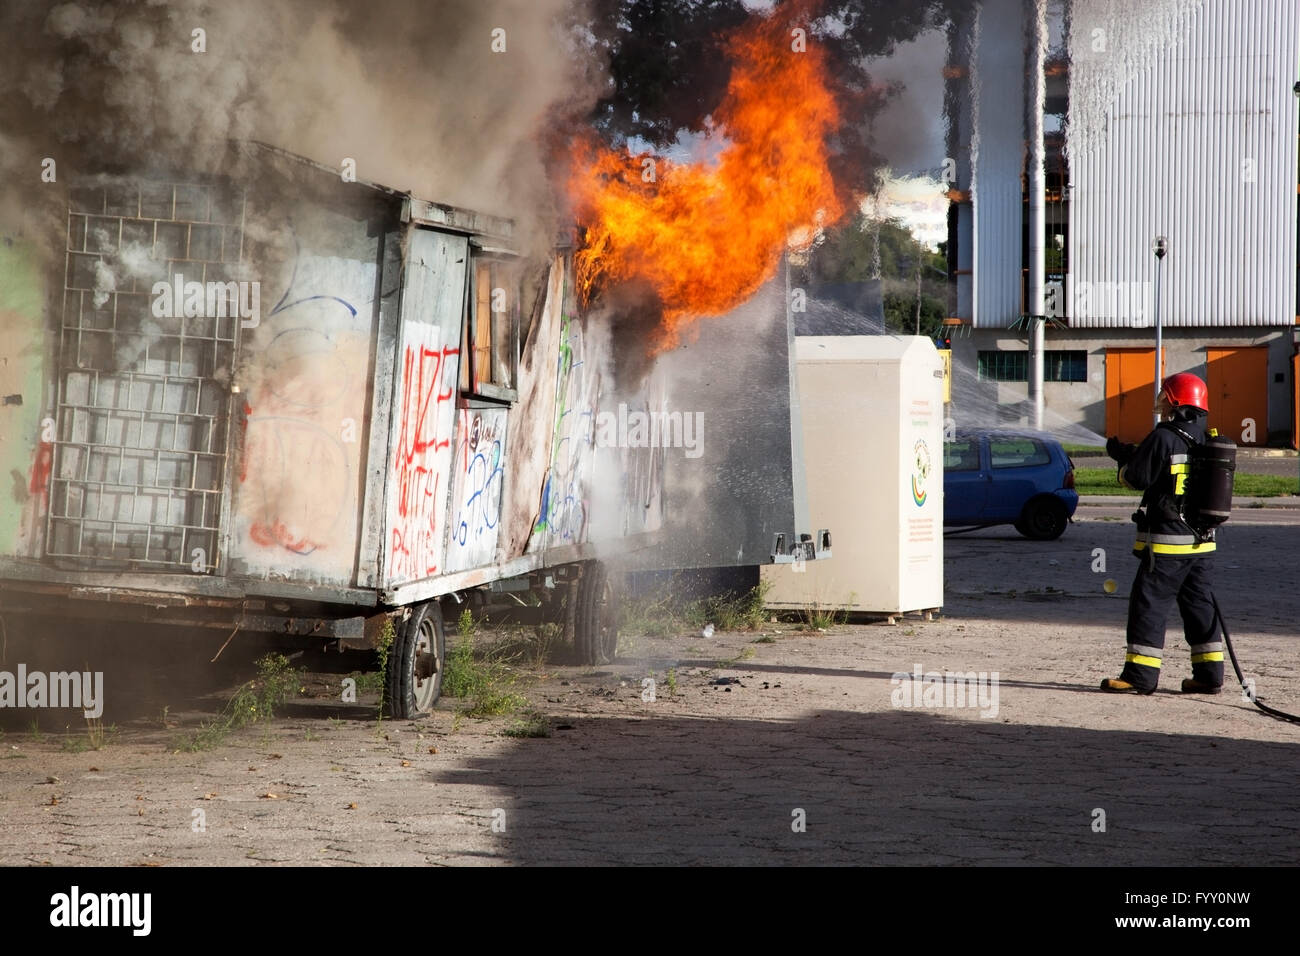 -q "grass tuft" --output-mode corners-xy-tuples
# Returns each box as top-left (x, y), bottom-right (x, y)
(175, 653), (299, 752)
(502, 710), (551, 738)
(443, 611), (526, 721)
(621, 578), (772, 638)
